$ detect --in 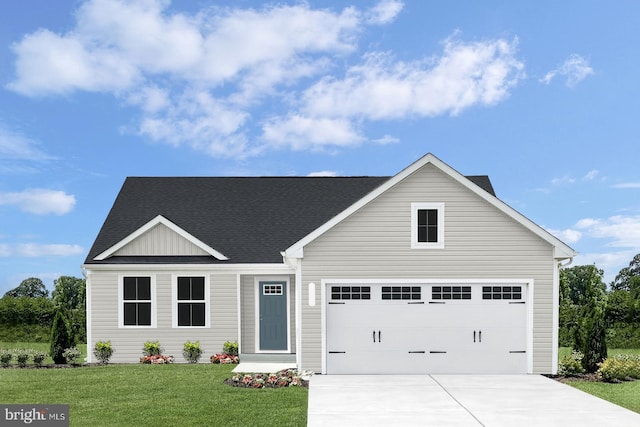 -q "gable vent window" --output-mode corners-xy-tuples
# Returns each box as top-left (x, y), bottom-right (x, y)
(411, 203), (444, 249)
(382, 286), (422, 300)
(432, 286), (472, 300)
(122, 276), (152, 326)
(177, 276), (207, 327)
(482, 286), (522, 300)
(331, 286), (371, 300)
